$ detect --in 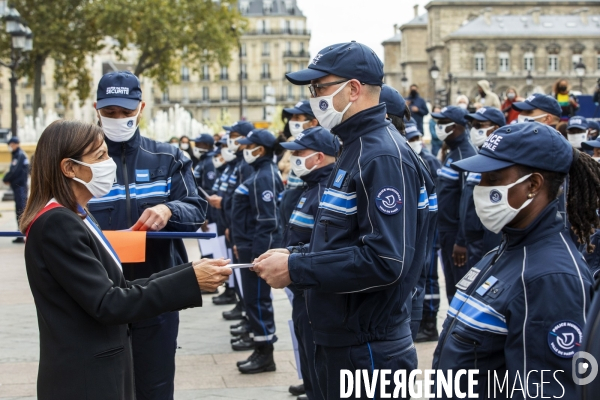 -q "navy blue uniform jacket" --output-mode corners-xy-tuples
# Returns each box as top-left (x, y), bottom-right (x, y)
(288, 104), (433, 347)
(88, 130), (207, 280)
(433, 201), (593, 398)
(3, 147), (29, 186)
